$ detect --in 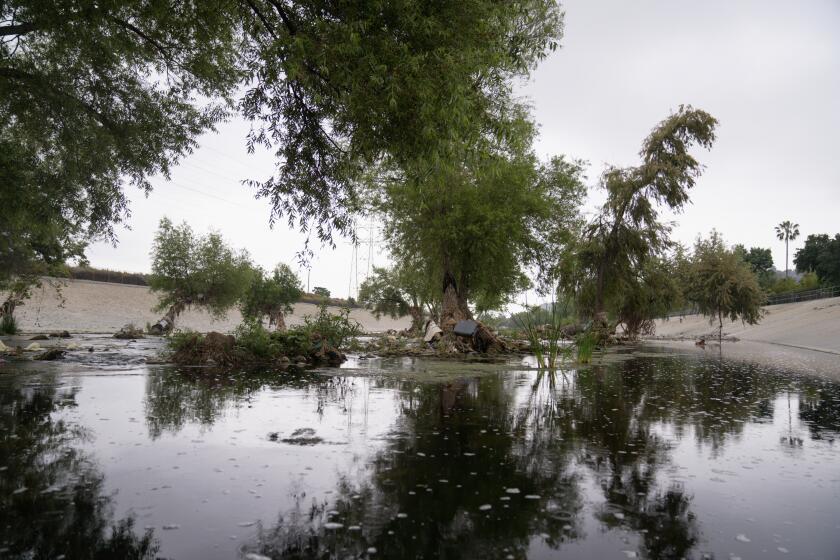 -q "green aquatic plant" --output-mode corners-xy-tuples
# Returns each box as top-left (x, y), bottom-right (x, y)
(576, 330), (597, 364)
(515, 301), (573, 369)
